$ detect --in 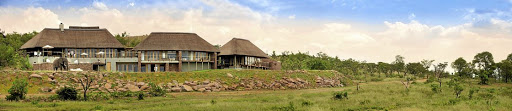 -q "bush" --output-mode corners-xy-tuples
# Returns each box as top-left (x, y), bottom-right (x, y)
(333, 91), (348, 100)
(137, 92), (144, 100)
(425, 77), (436, 84)
(301, 100), (313, 106)
(430, 84), (440, 93)
(271, 102), (296, 111)
(56, 87), (78, 100)
(6, 79), (28, 101)
(469, 88), (479, 99)
(148, 82), (166, 97)
(370, 78), (383, 82)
